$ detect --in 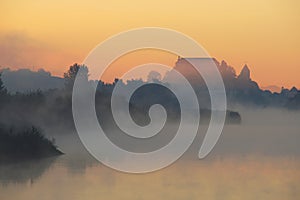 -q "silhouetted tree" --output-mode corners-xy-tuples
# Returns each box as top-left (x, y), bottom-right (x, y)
(147, 71), (162, 82)
(0, 125), (62, 162)
(63, 63), (89, 91)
